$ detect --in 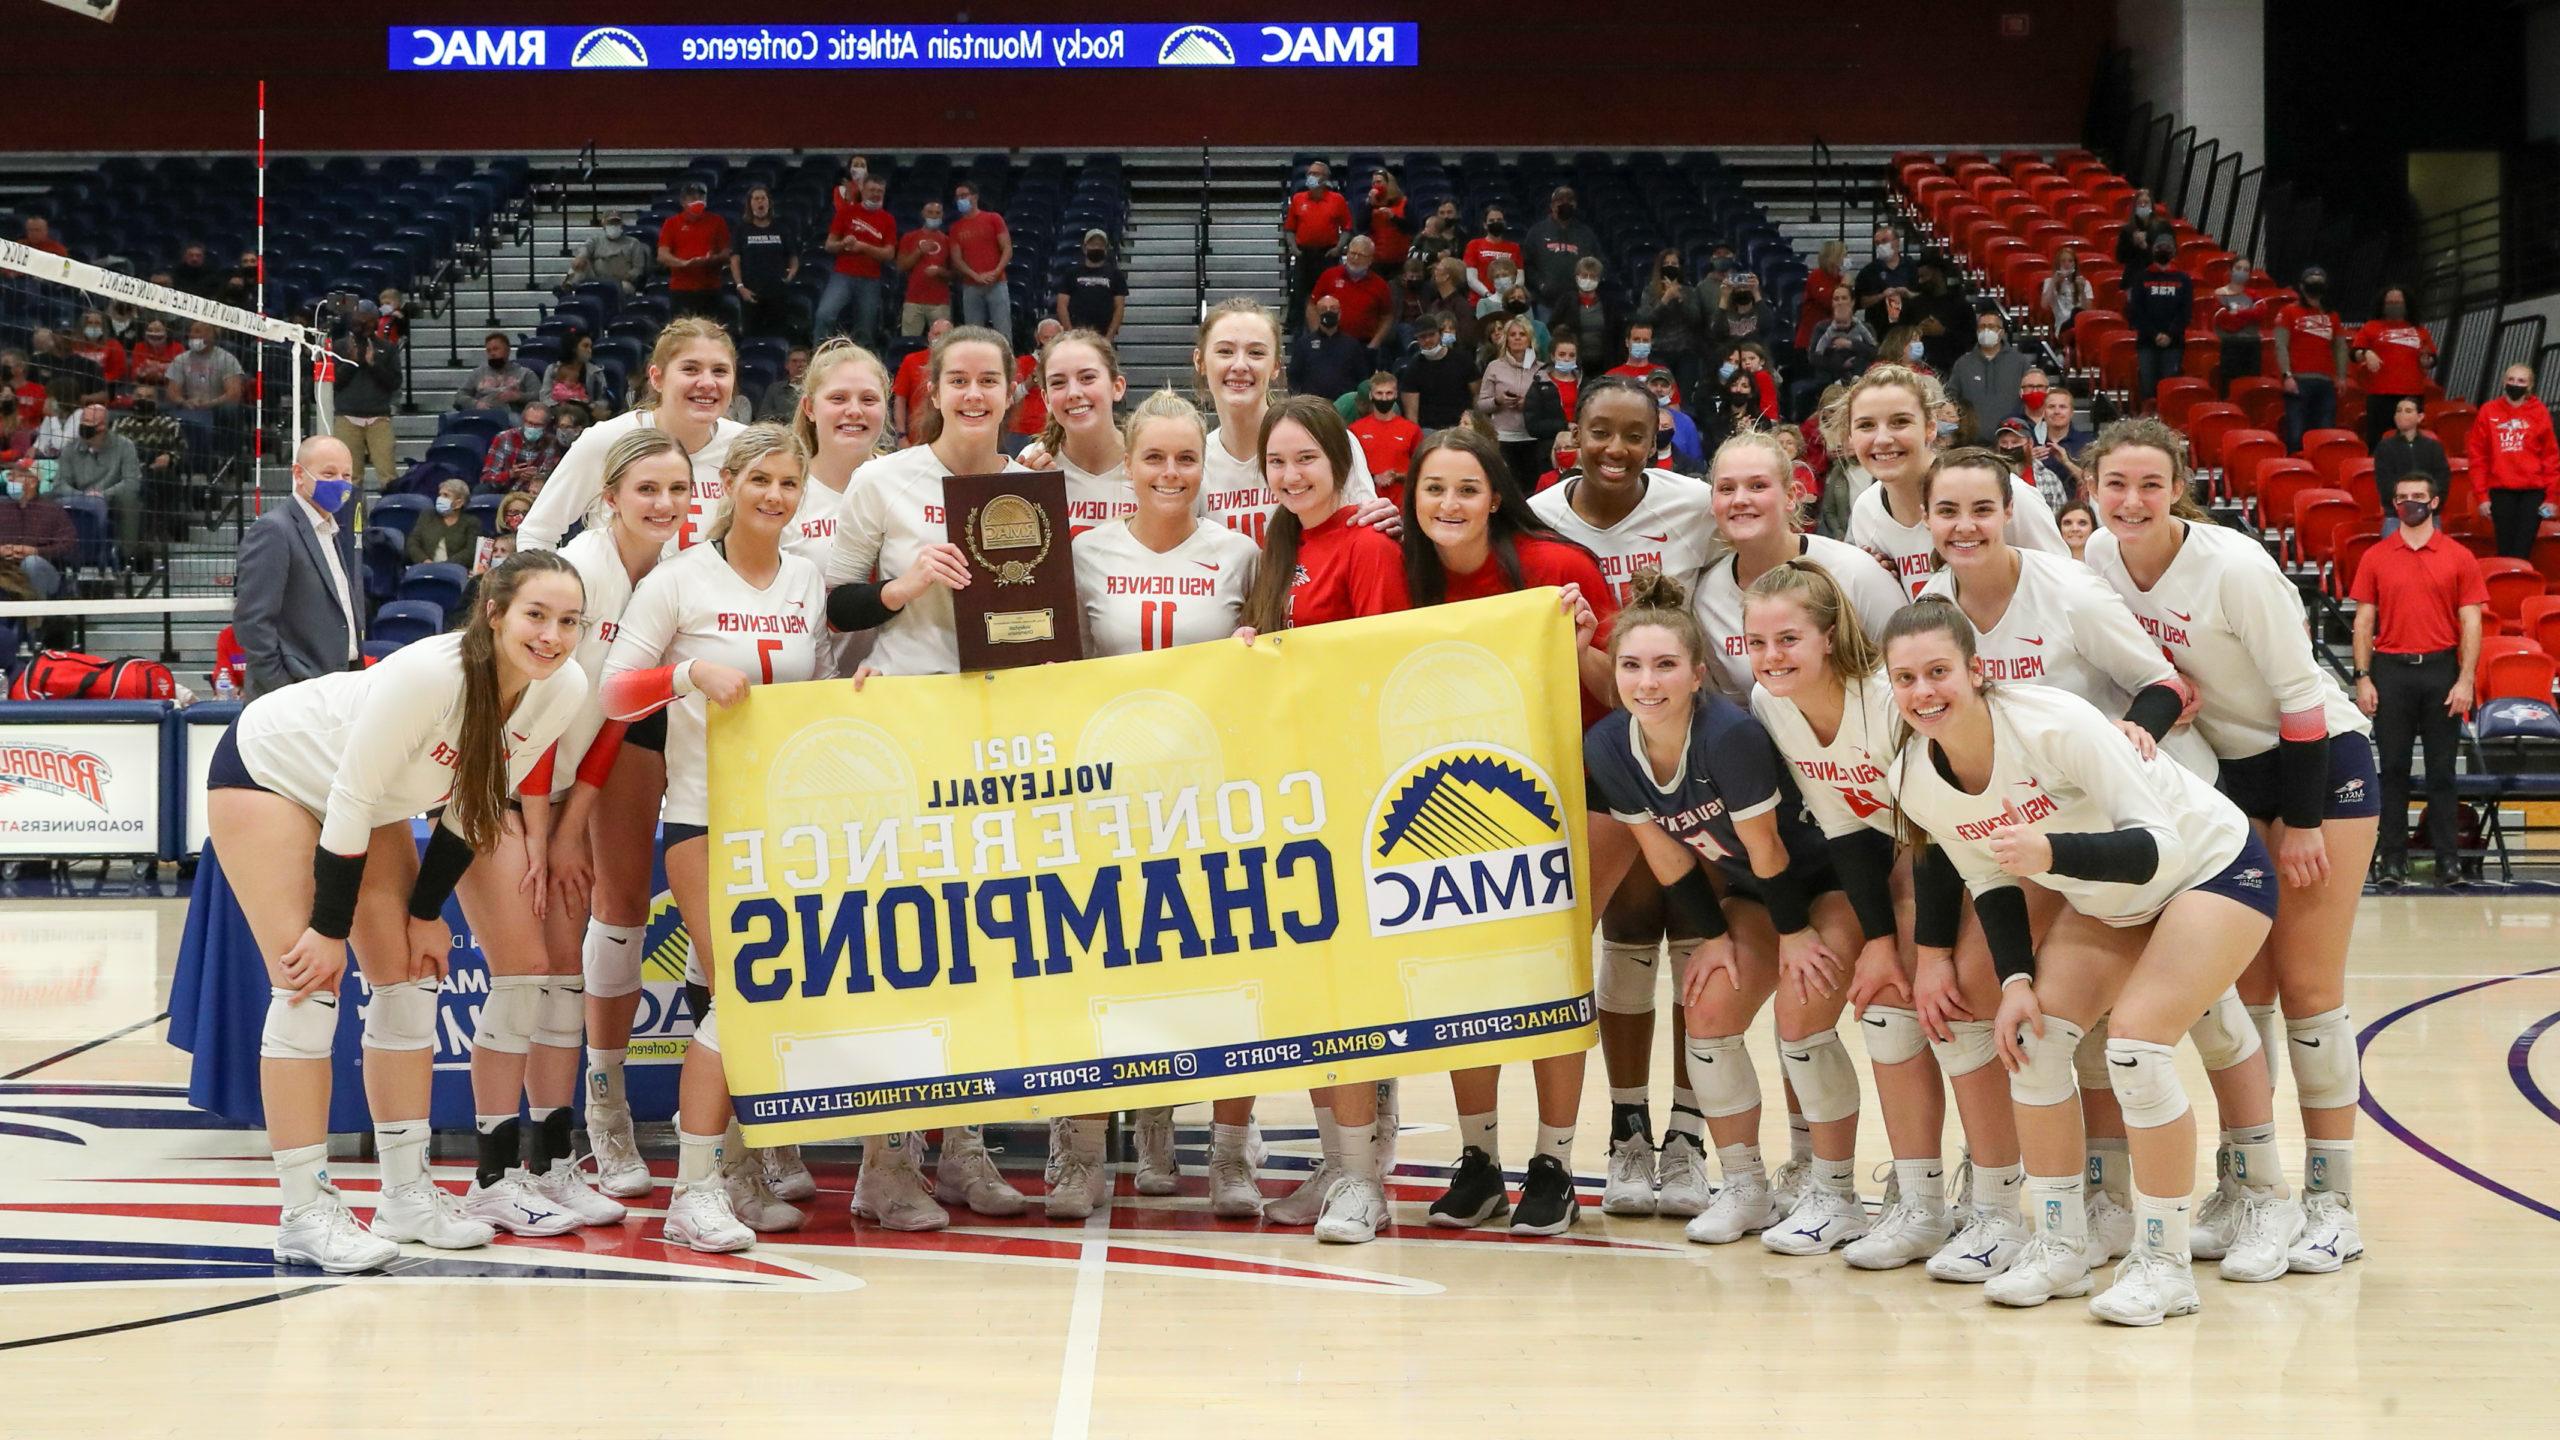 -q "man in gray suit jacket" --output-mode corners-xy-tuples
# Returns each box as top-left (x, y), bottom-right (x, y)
(234, 435), (364, 699)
